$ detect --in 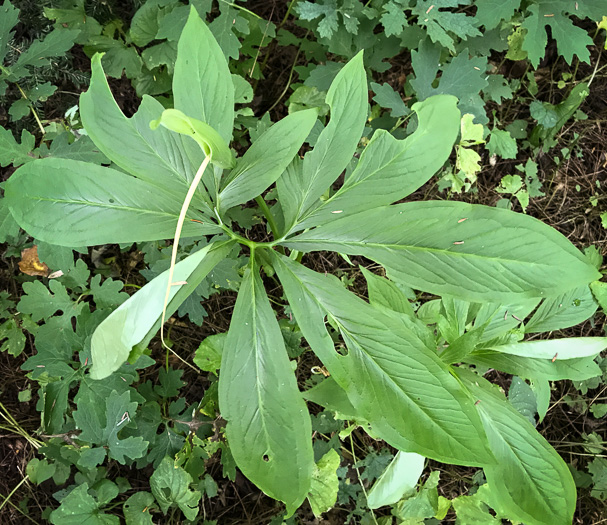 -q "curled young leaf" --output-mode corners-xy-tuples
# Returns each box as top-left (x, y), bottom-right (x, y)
(151, 108), (235, 169)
